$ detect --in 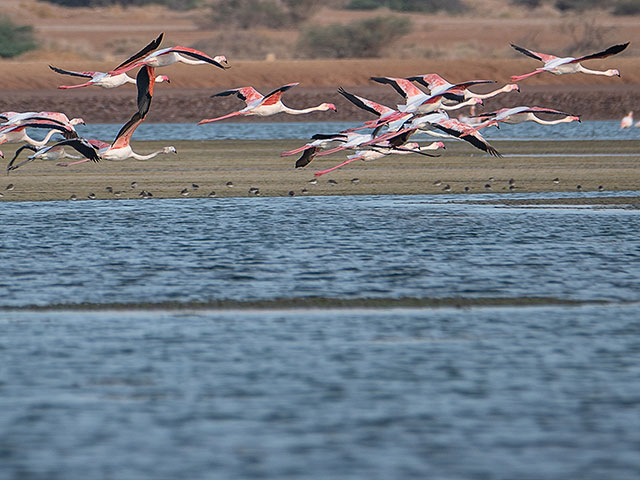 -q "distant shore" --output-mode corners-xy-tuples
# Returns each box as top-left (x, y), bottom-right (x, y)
(1, 58), (639, 122)
(2, 139), (639, 202)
